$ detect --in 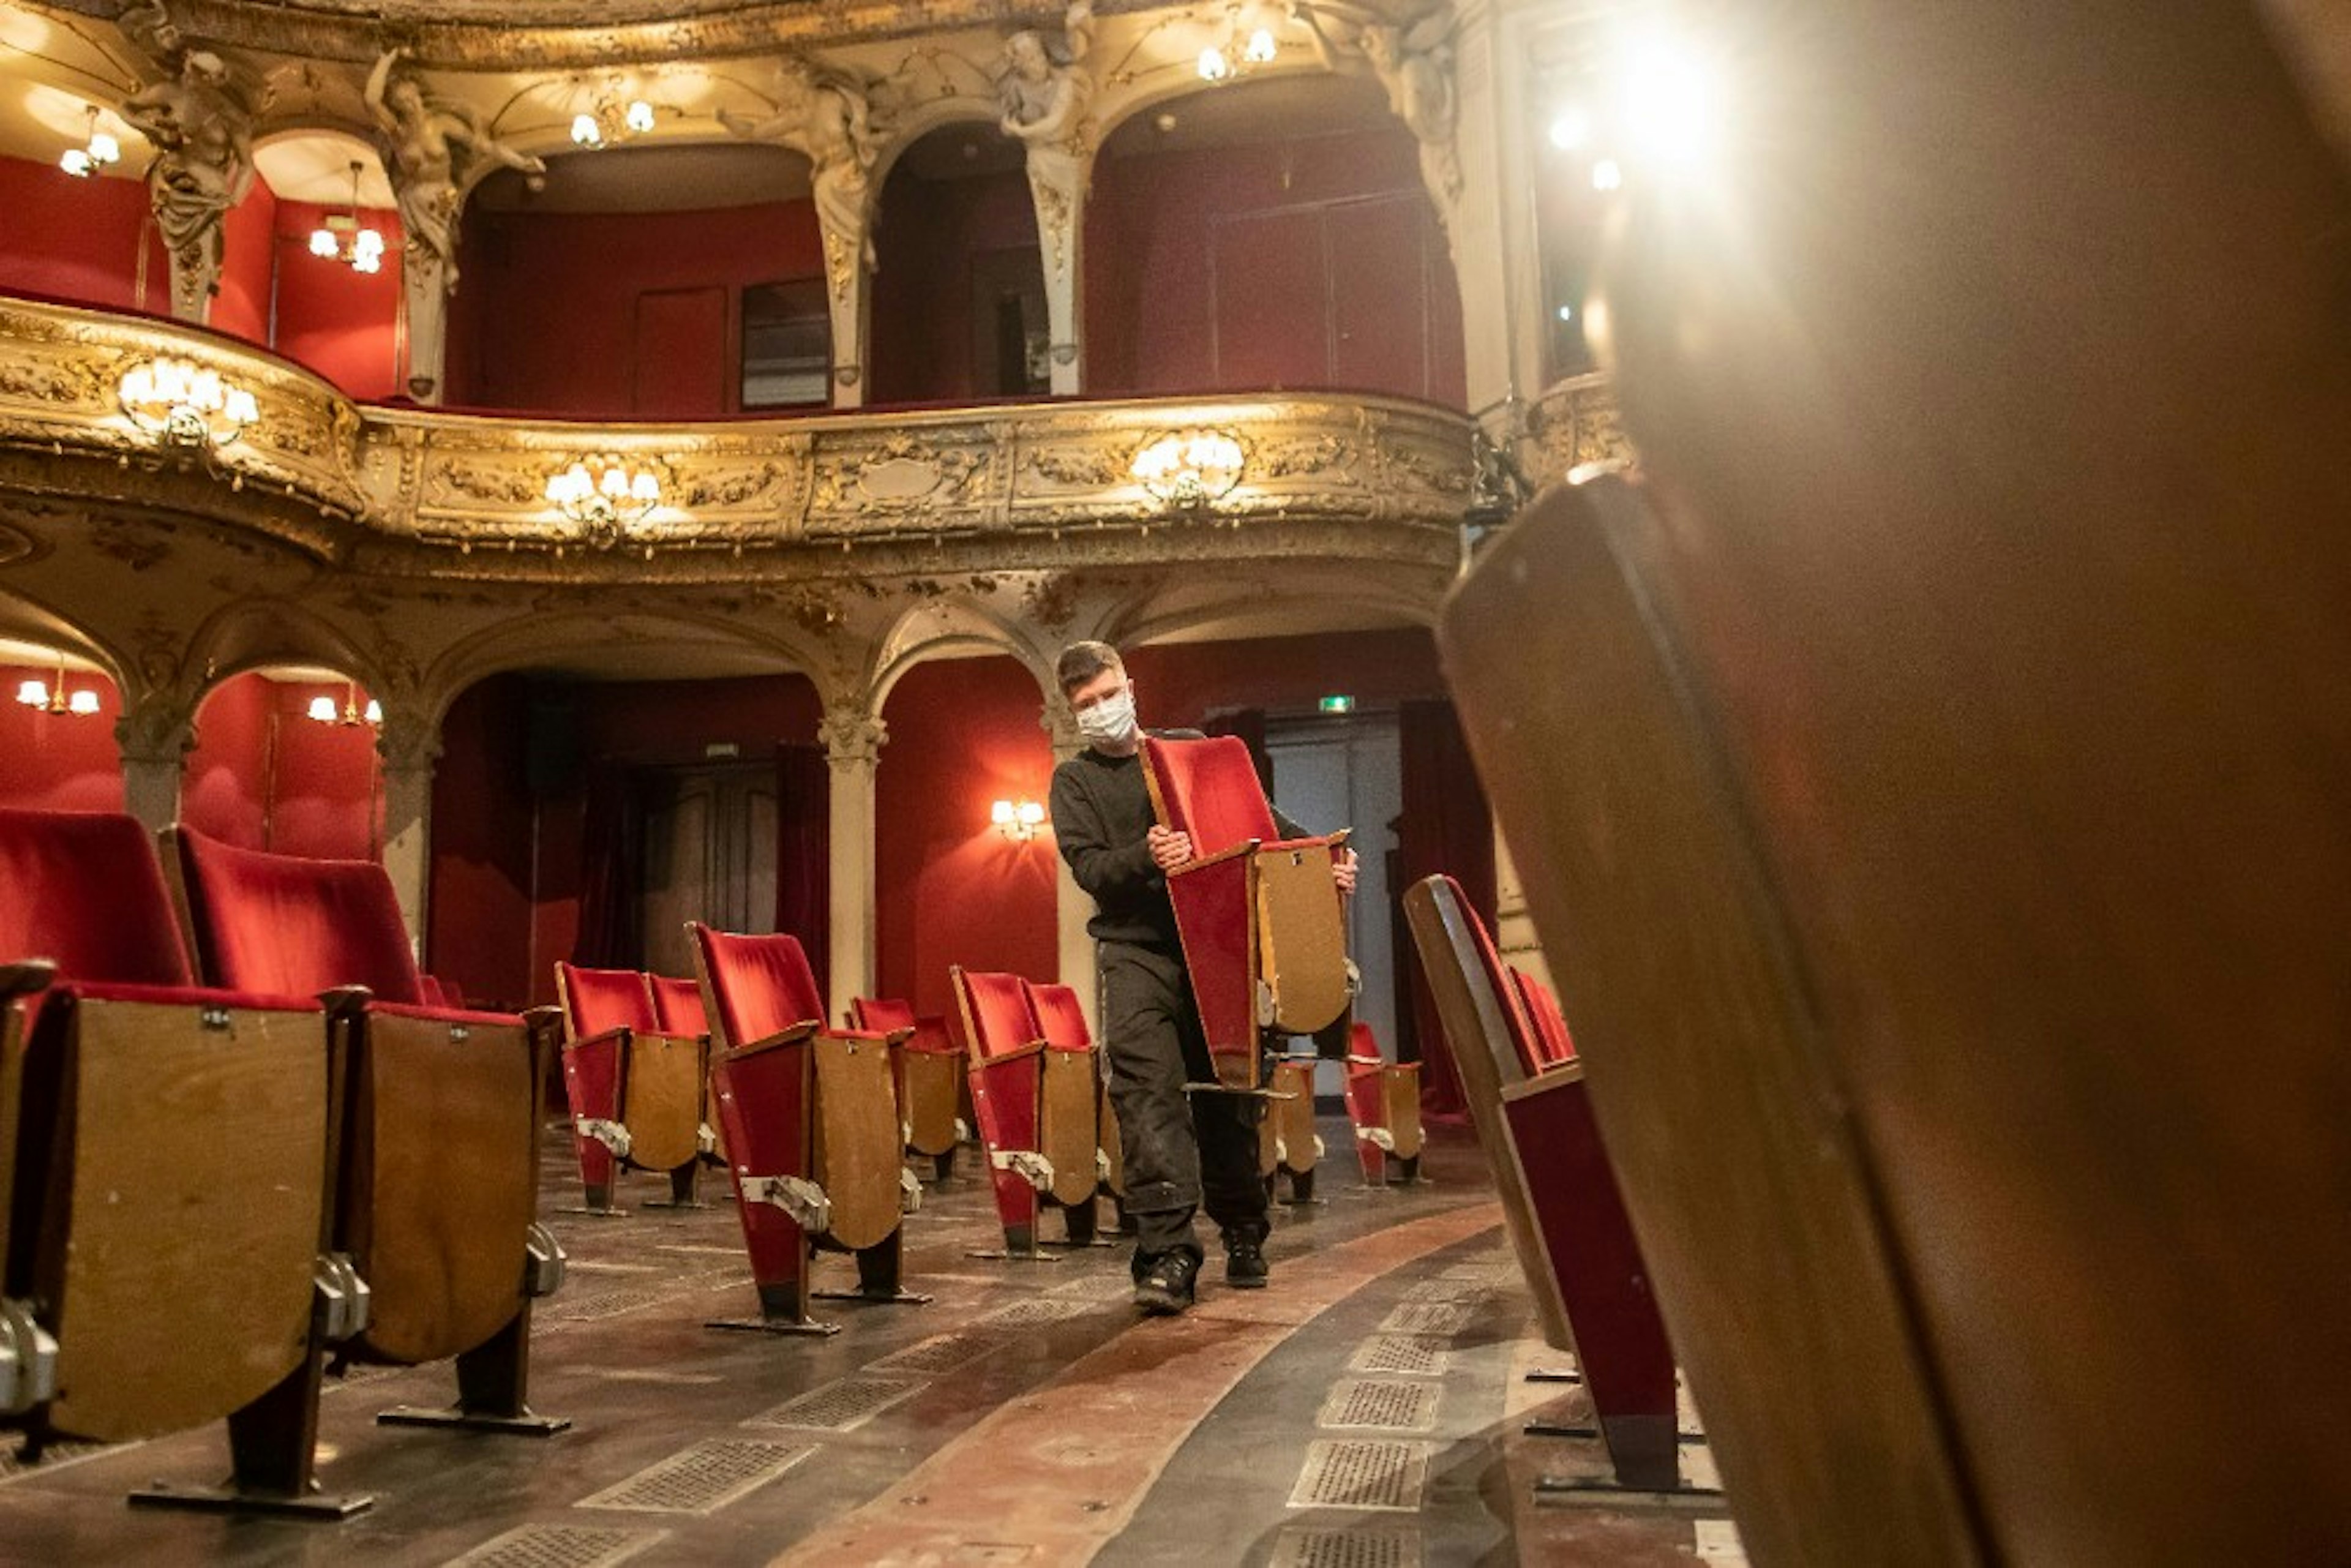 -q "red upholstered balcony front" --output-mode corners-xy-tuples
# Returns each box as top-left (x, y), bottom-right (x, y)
(1140, 735), (1352, 1089)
